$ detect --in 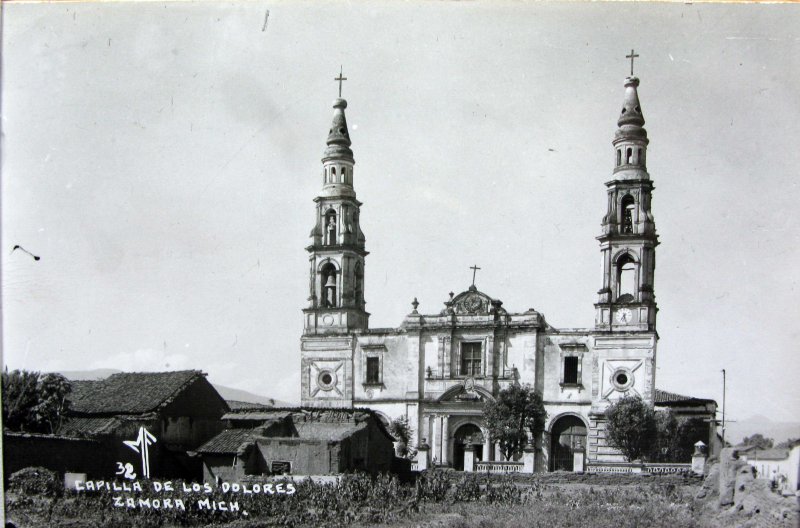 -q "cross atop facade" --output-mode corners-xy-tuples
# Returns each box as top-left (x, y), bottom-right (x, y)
(626, 49), (640, 76)
(470, 264), (481, 287)
(334, 66), (347, 98)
